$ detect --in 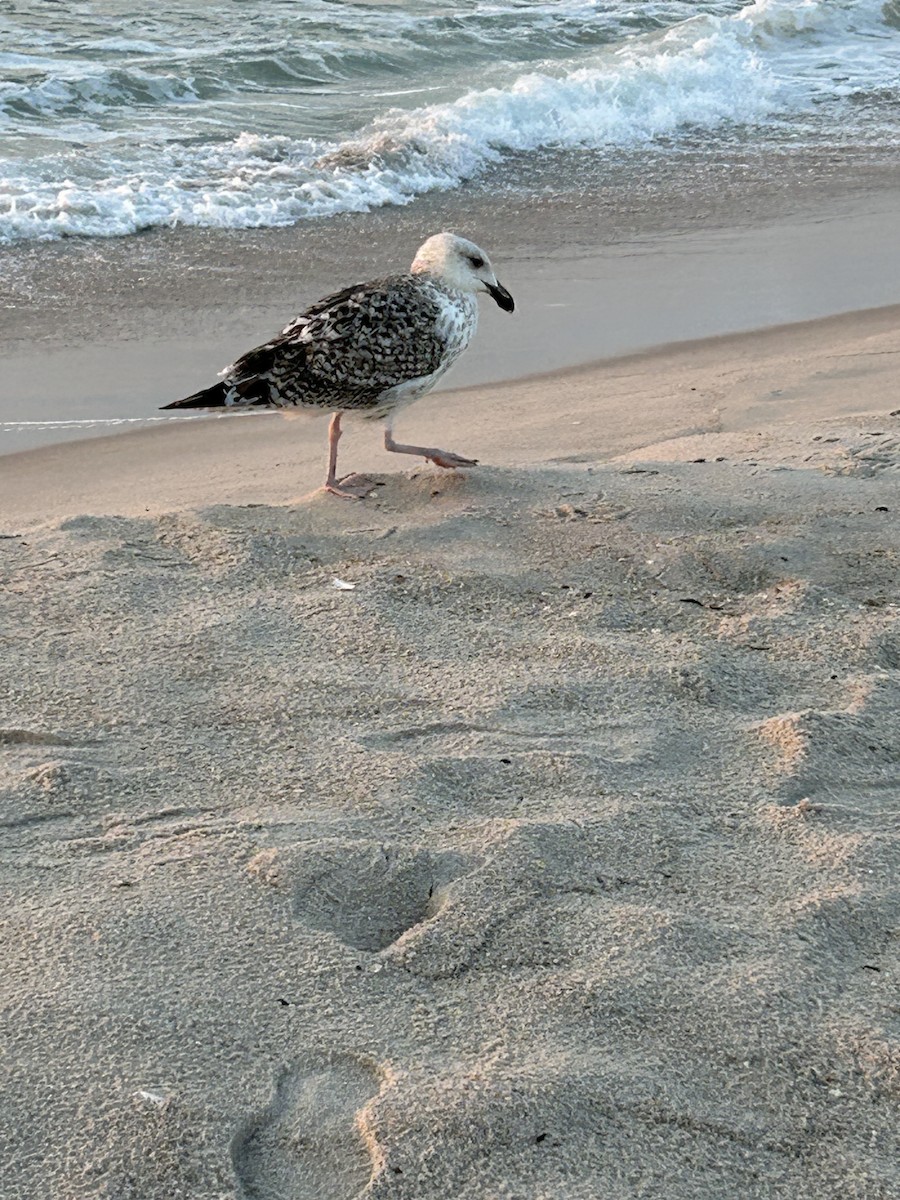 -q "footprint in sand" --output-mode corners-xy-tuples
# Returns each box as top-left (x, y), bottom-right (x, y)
(290, 843), (469, 952)
(0, 727), (76, 747)
(232, 1056), (385, 1200)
